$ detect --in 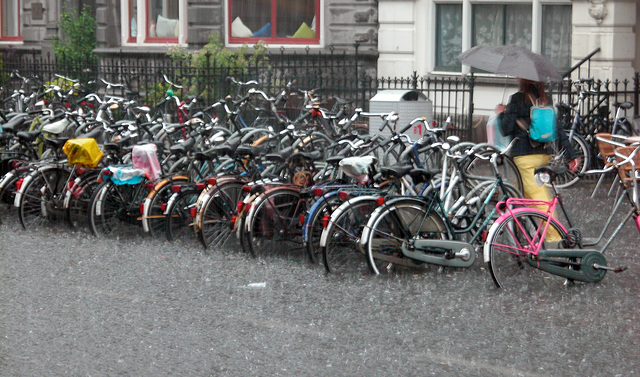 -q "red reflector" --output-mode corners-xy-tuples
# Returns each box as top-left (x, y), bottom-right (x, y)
(190, 207), (197, 218)
(482, 230), (488, 242)
(16, 177), (24, 191)
(237, 201), (244, 213)
(145, 183), (155, 191)
(339, 191), (349, 201)
(231, 215), (237, 228)
(207, 177), (217, 186)
(11, 160), (21, 169)
(75, 167), (84, 175)
(322, 214), (330, 228)
(68, 181), (75, 191)
(376, 197), (385, 206)
(299, 214), (306, 225)
(139, 202), (145, 214)
(313, 188), (323, 196)
(172, 185), (181, 193)
(160, 203), (167, 212)
(196, 183), (206, 191)
(242, 185), (252, 193)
